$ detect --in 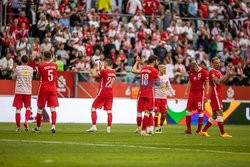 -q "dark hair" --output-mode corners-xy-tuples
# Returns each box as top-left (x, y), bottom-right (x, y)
(21, 55), (28, 64)
(148, 55), (158, 64)
(105, 58), (113, 66)
(44, 51), (52, 59)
